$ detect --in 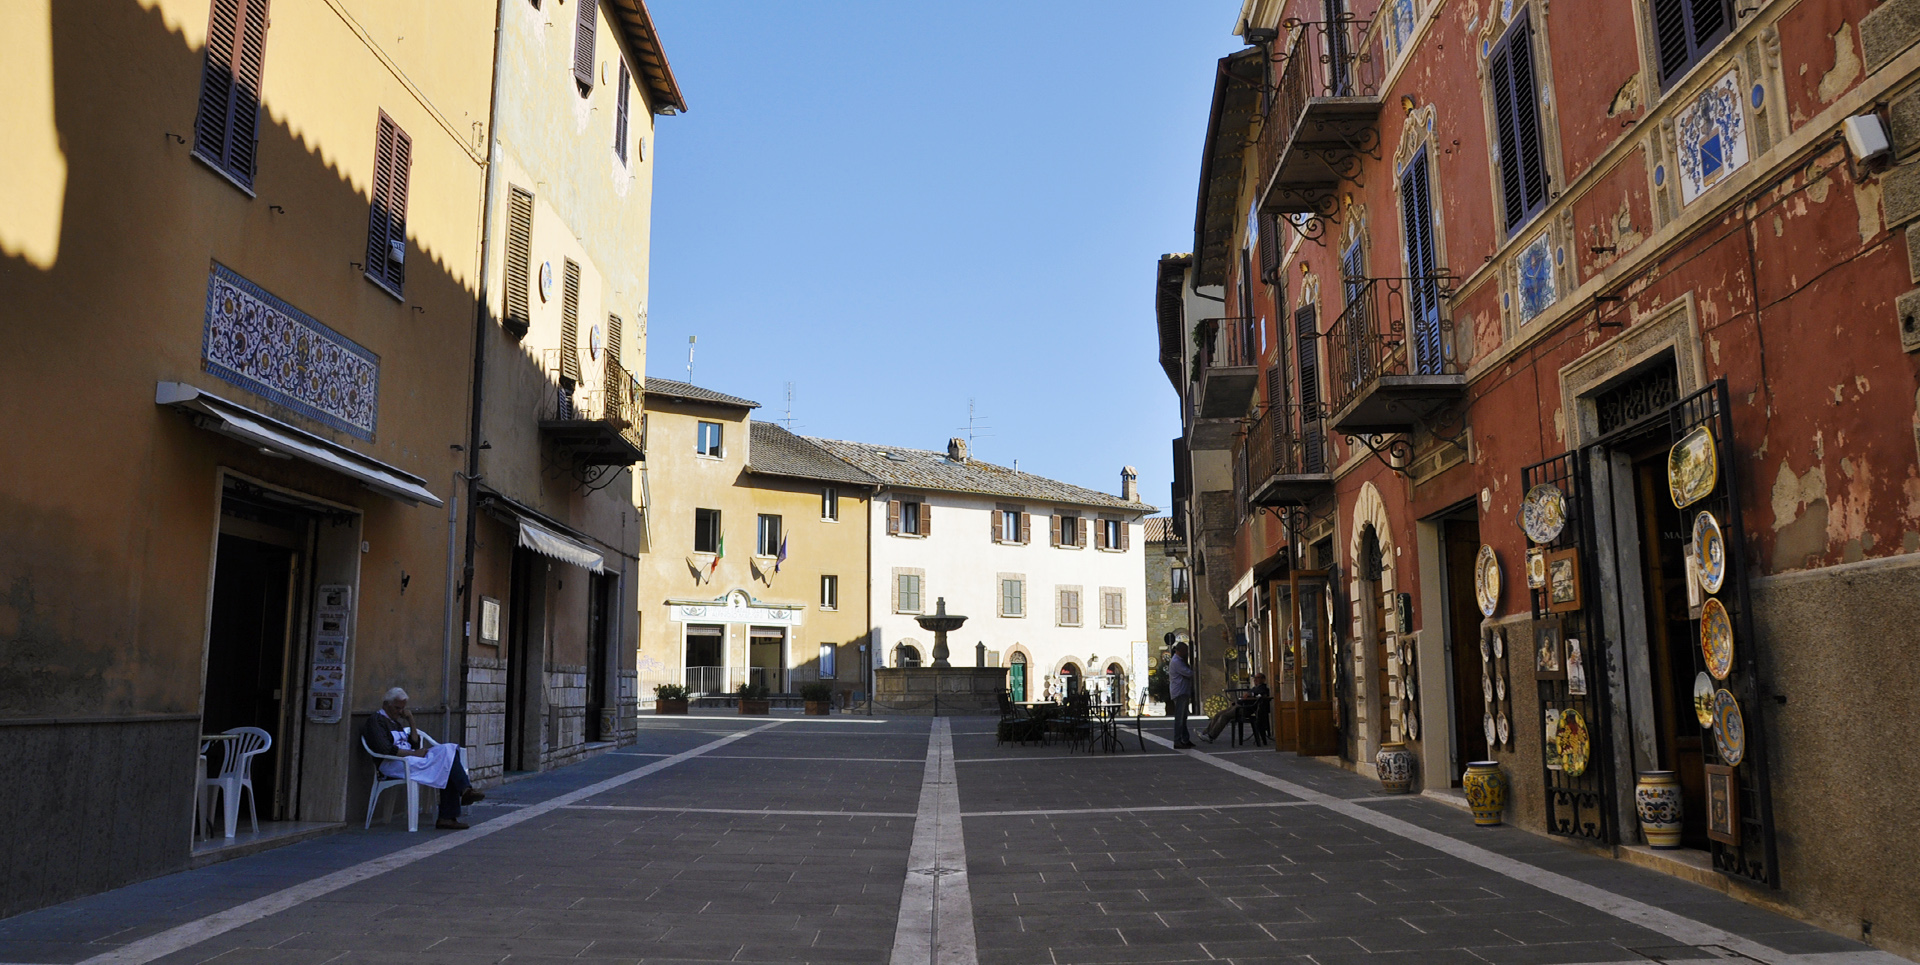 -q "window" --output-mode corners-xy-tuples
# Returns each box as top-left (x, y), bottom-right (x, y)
(1057, 587), (1082, 627)
(891, 499), (927, 536)
(697, 421), (723, 457)
(757, 514), (782, 557)
(1170, 566), (1190, 604)
(1000, 577), (1025, 618)
(613, 58), (631, 163)
(1399, 149), (1444, 375)
(572, 0), (597, 89)
(1097, 519), (1127, 551)
(364, 112), (413, 297)
(1101, 588), (1126, 628)
(693, 508), (721, 555)
(192, 0), (270, 190)
(897, 573), (923, 613)
(822, 487), (839, 521)
(1056, 515), (1080, 547)
(503, 186), (534, 338)
(818, 643), (836, 679)
(821, 575), (839, 610)
(999, 510), (1021, 543)
(1489, 13), (1548, 234)
(1651, 0), (1734, 90)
